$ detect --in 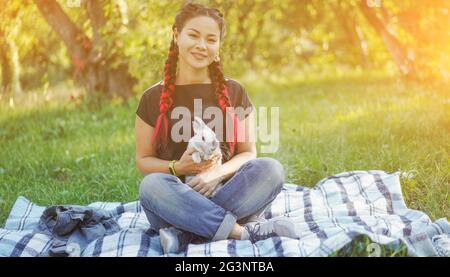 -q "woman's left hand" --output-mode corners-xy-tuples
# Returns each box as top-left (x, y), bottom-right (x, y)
(187, 166), (223, 198)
